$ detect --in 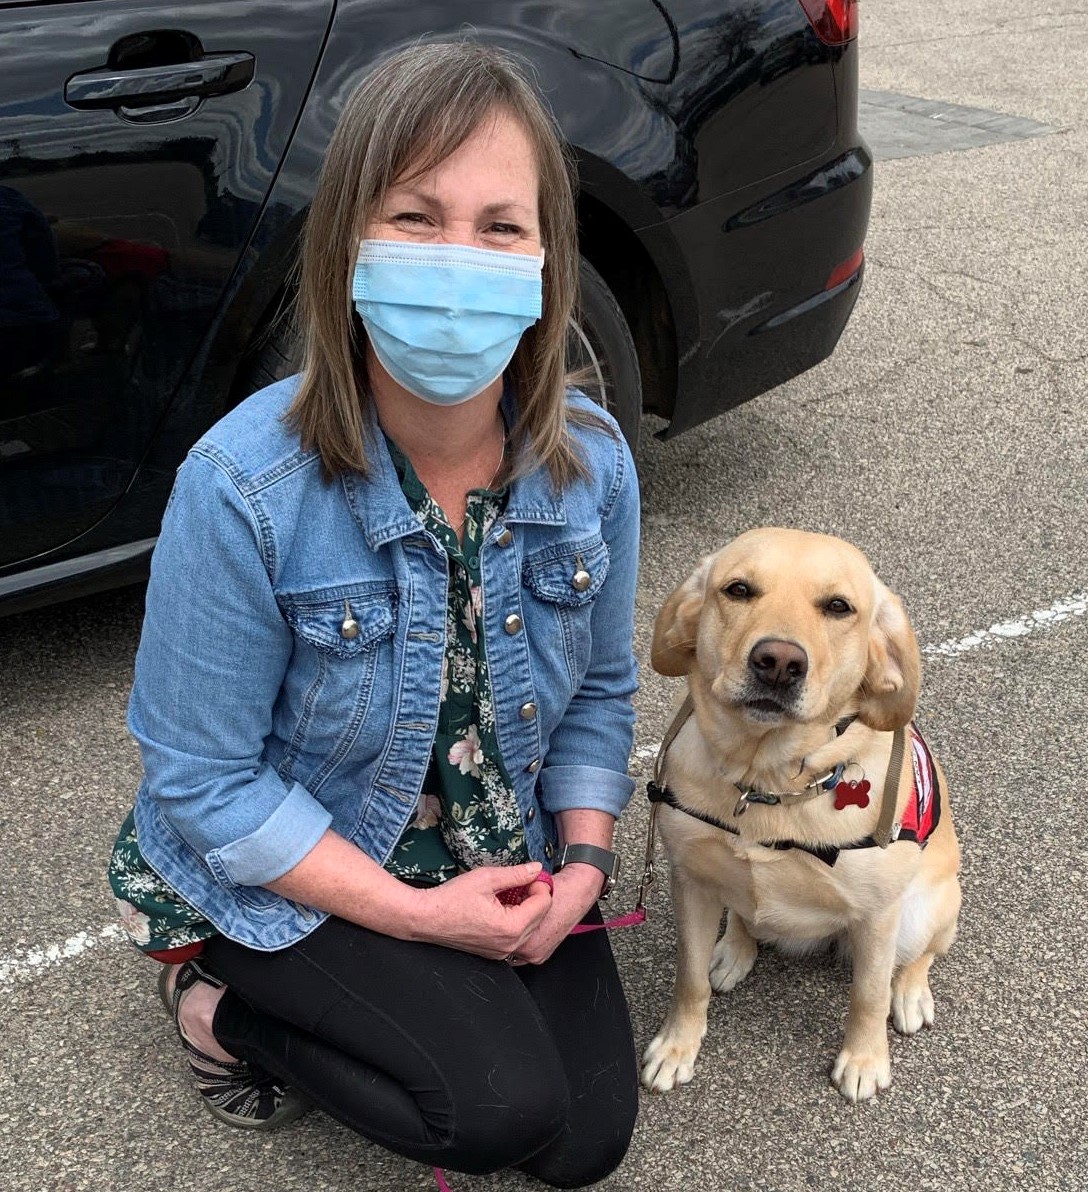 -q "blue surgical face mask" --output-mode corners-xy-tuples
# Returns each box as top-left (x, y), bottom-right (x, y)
(352, 239), (544, 406)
